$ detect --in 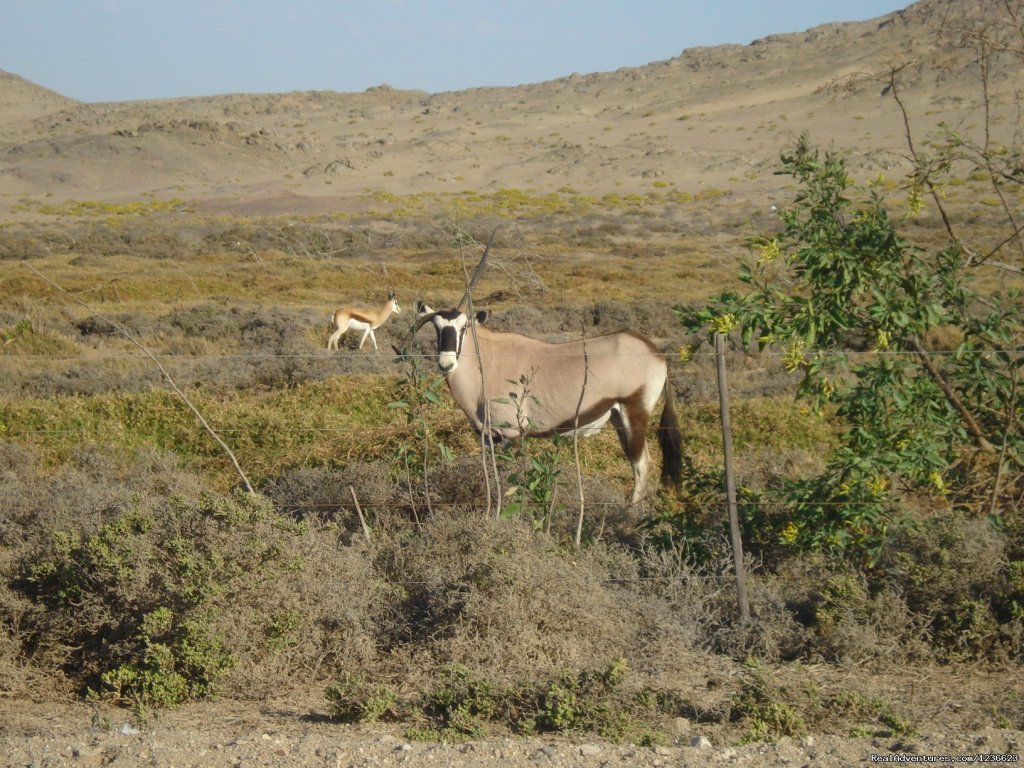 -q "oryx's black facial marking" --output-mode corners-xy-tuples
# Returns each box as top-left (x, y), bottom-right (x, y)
(431, 309), (469, 374)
